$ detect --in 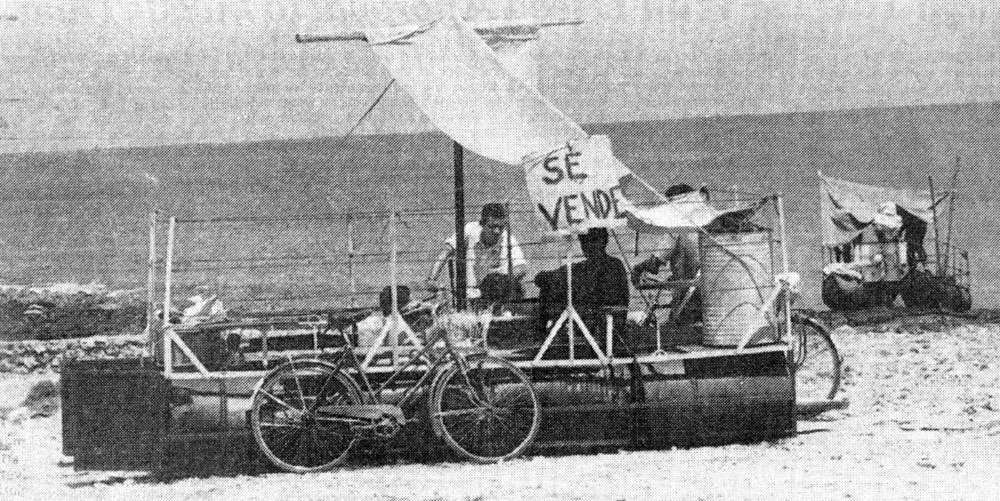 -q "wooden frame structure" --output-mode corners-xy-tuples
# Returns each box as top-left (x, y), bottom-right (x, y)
(151, 194), (795, 380)
(63, 197), (801, 473)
